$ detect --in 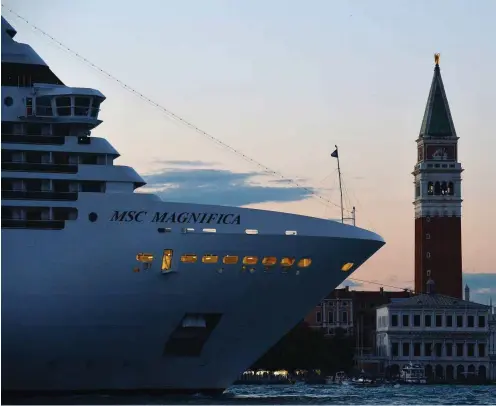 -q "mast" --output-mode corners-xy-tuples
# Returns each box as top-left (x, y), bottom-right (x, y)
(333, 144), (344, 223)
